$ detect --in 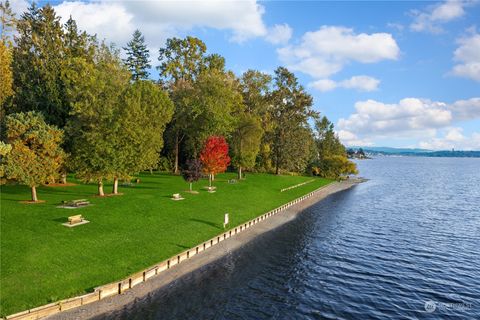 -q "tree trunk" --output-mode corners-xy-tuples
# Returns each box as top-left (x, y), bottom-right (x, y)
(238, 167), (242, 179)
(209, 173), (212, 187)
(190, 182), (192, 191)
(112, 177), (118, 194)
(98, 180), (105, 196)
(31, 186), (38, 202)
(61, 173), (67, 184)
(174, 133), (179, 174)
